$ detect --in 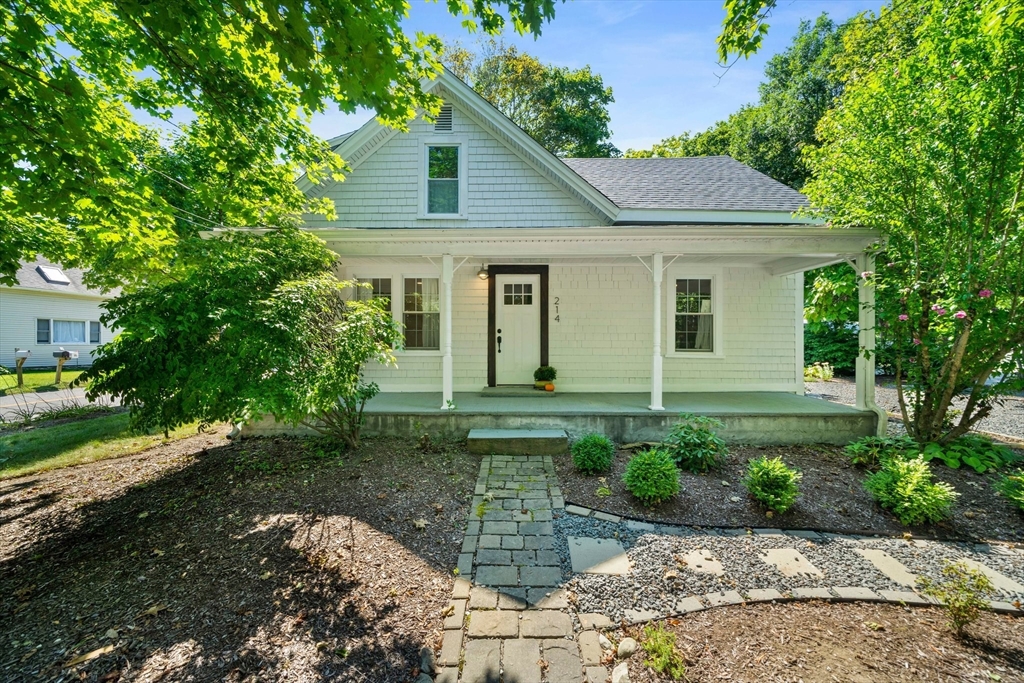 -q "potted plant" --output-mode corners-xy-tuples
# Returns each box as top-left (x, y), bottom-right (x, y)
(534, 366), (557, 391)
